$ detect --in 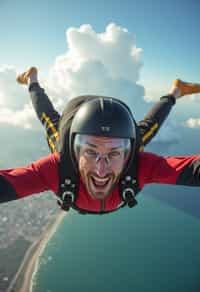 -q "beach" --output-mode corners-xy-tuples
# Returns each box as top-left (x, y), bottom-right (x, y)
(7, 211), (66, 292)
